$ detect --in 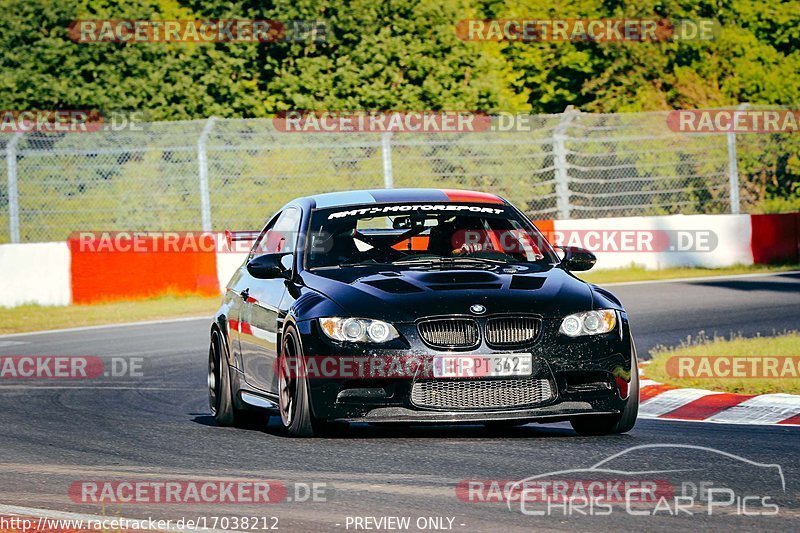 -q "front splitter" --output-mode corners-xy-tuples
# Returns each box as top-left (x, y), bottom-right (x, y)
(339, 401), (619, 424)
